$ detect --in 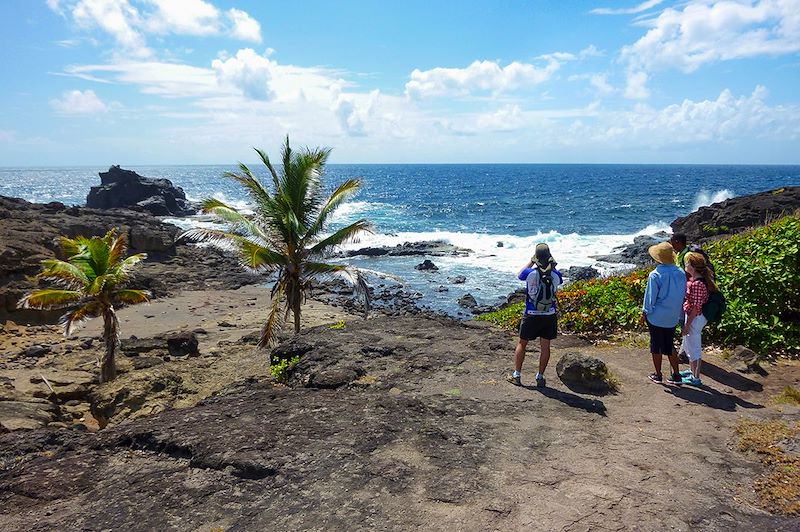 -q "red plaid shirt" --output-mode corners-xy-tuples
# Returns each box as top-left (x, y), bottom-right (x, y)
(683, 279), (709, 313)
